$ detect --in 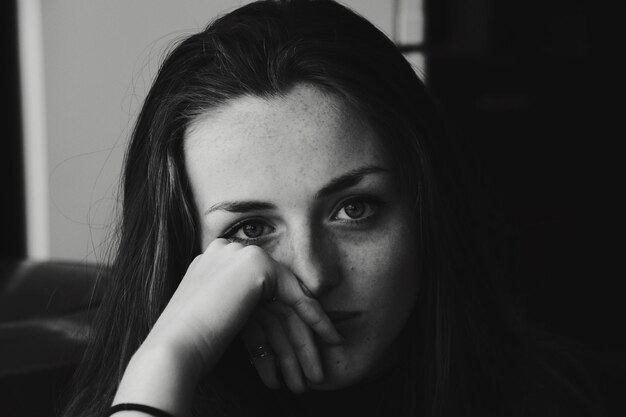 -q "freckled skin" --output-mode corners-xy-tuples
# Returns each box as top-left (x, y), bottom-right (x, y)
(184, 84), (419, 389)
